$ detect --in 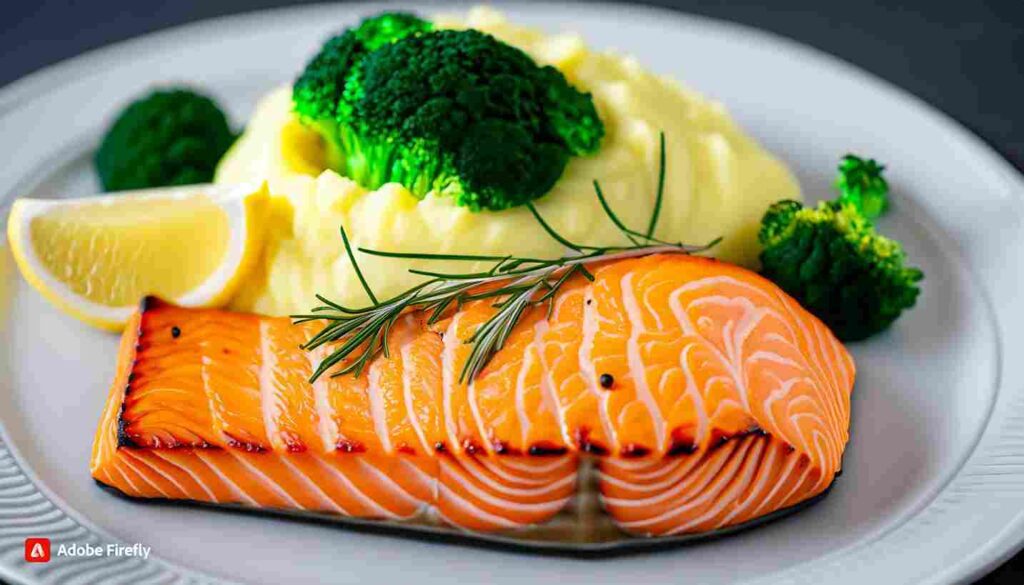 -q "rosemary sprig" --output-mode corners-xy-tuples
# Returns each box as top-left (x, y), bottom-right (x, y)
(297, 132), (720, 383)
